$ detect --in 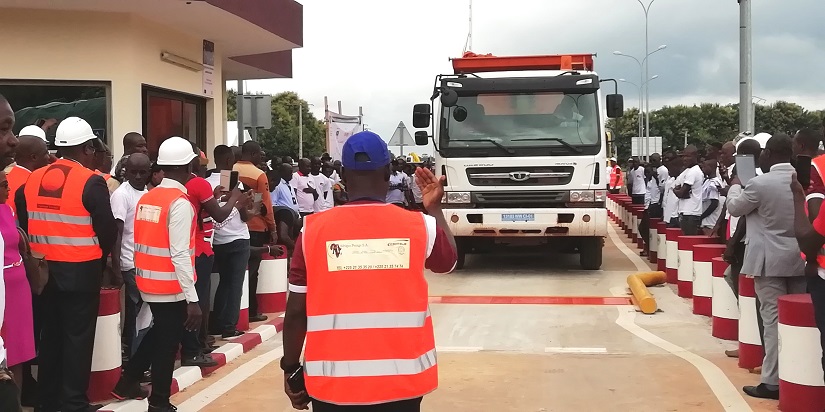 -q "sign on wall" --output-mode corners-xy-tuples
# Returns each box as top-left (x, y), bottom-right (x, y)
(202, 40), (215, 98)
